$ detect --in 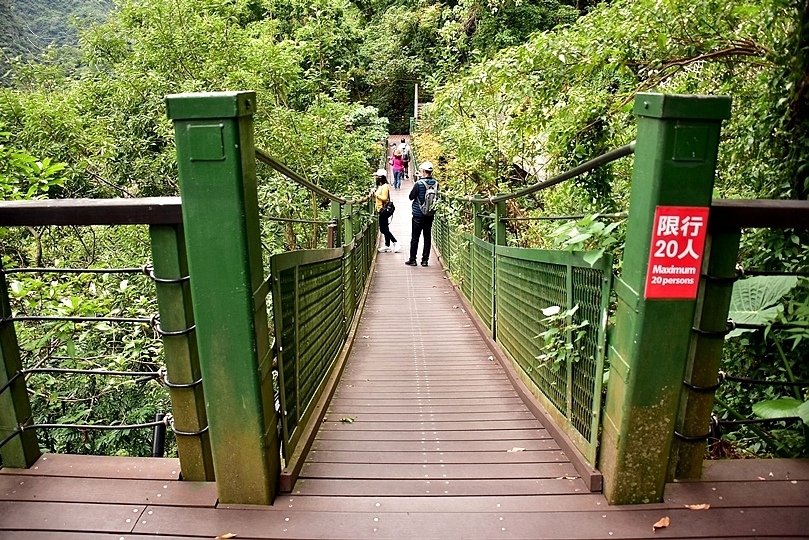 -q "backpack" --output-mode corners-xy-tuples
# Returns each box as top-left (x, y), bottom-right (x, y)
(419, 180), (438, 216)
(401, 145), (411, 162)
